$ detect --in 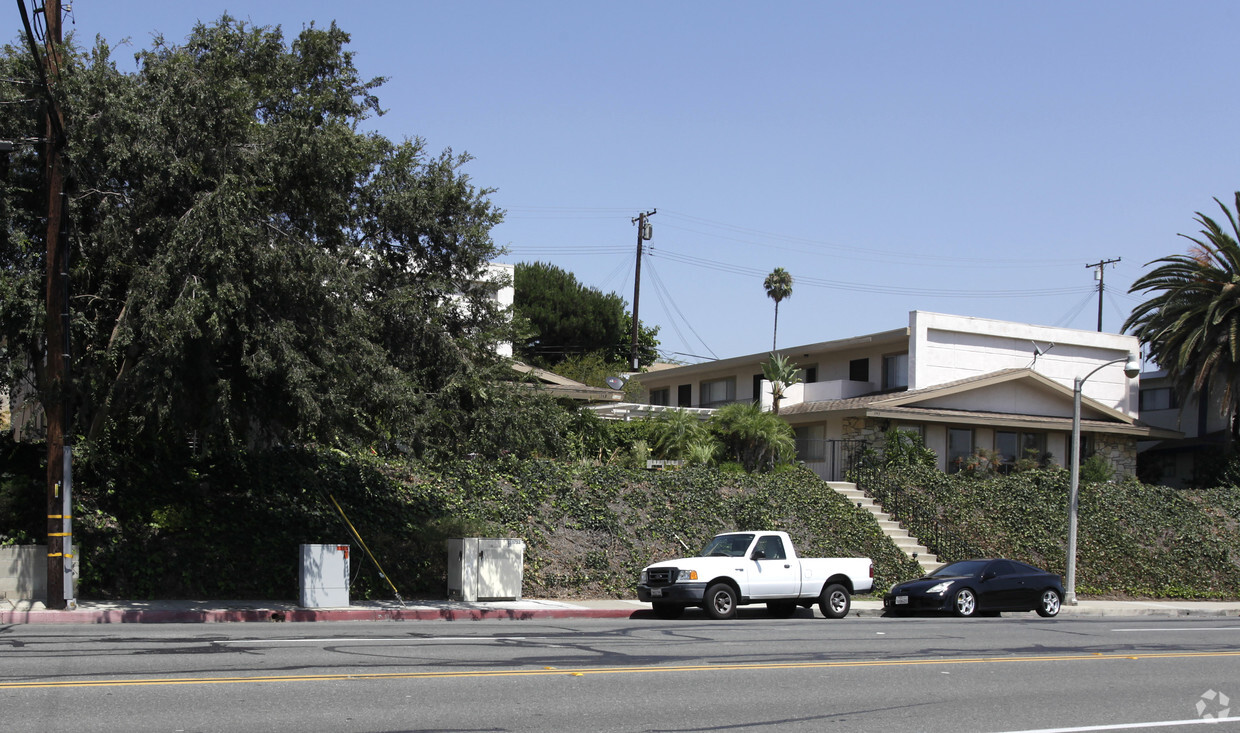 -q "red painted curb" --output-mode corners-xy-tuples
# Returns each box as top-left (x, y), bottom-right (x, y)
(0, 607), (641, 625)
